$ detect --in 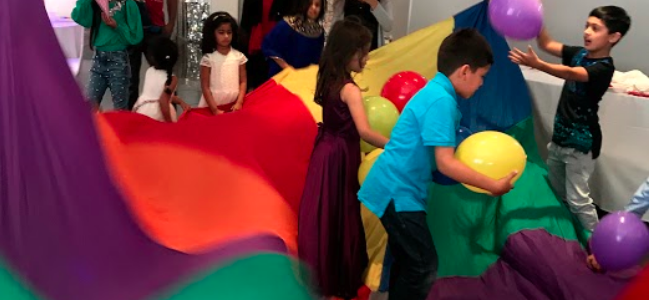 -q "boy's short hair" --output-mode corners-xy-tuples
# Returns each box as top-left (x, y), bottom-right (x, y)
(590, 6), (631, 37)
(437, 28), (493, 77)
